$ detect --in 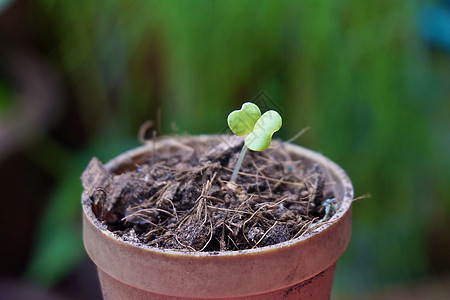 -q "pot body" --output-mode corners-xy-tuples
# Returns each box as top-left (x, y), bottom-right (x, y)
(96, 263), (336, 299)
(82, 136), (354, 299)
